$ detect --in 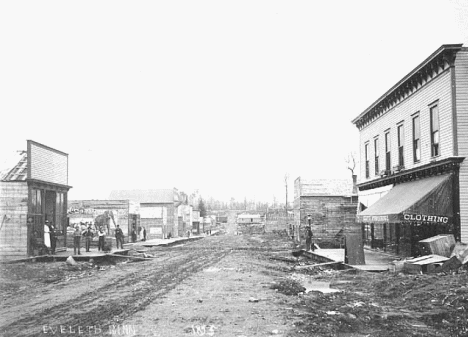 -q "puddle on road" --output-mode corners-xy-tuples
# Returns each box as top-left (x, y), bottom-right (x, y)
(289, 273), (342, 294)
(204, 267), (221, 273)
